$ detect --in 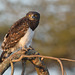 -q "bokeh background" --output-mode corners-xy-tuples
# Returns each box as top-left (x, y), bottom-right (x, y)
(0, 0), (75, 75)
